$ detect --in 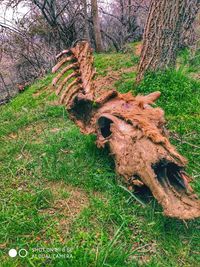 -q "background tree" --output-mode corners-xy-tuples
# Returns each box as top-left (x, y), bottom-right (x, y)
(136, 0), (200, 82)
(82, 0), (90, 43)
(0, 0), (199, 102)
(99, 0), (149, 51)
(180, 0), (200, 47)
(91, 0), (103, 52)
